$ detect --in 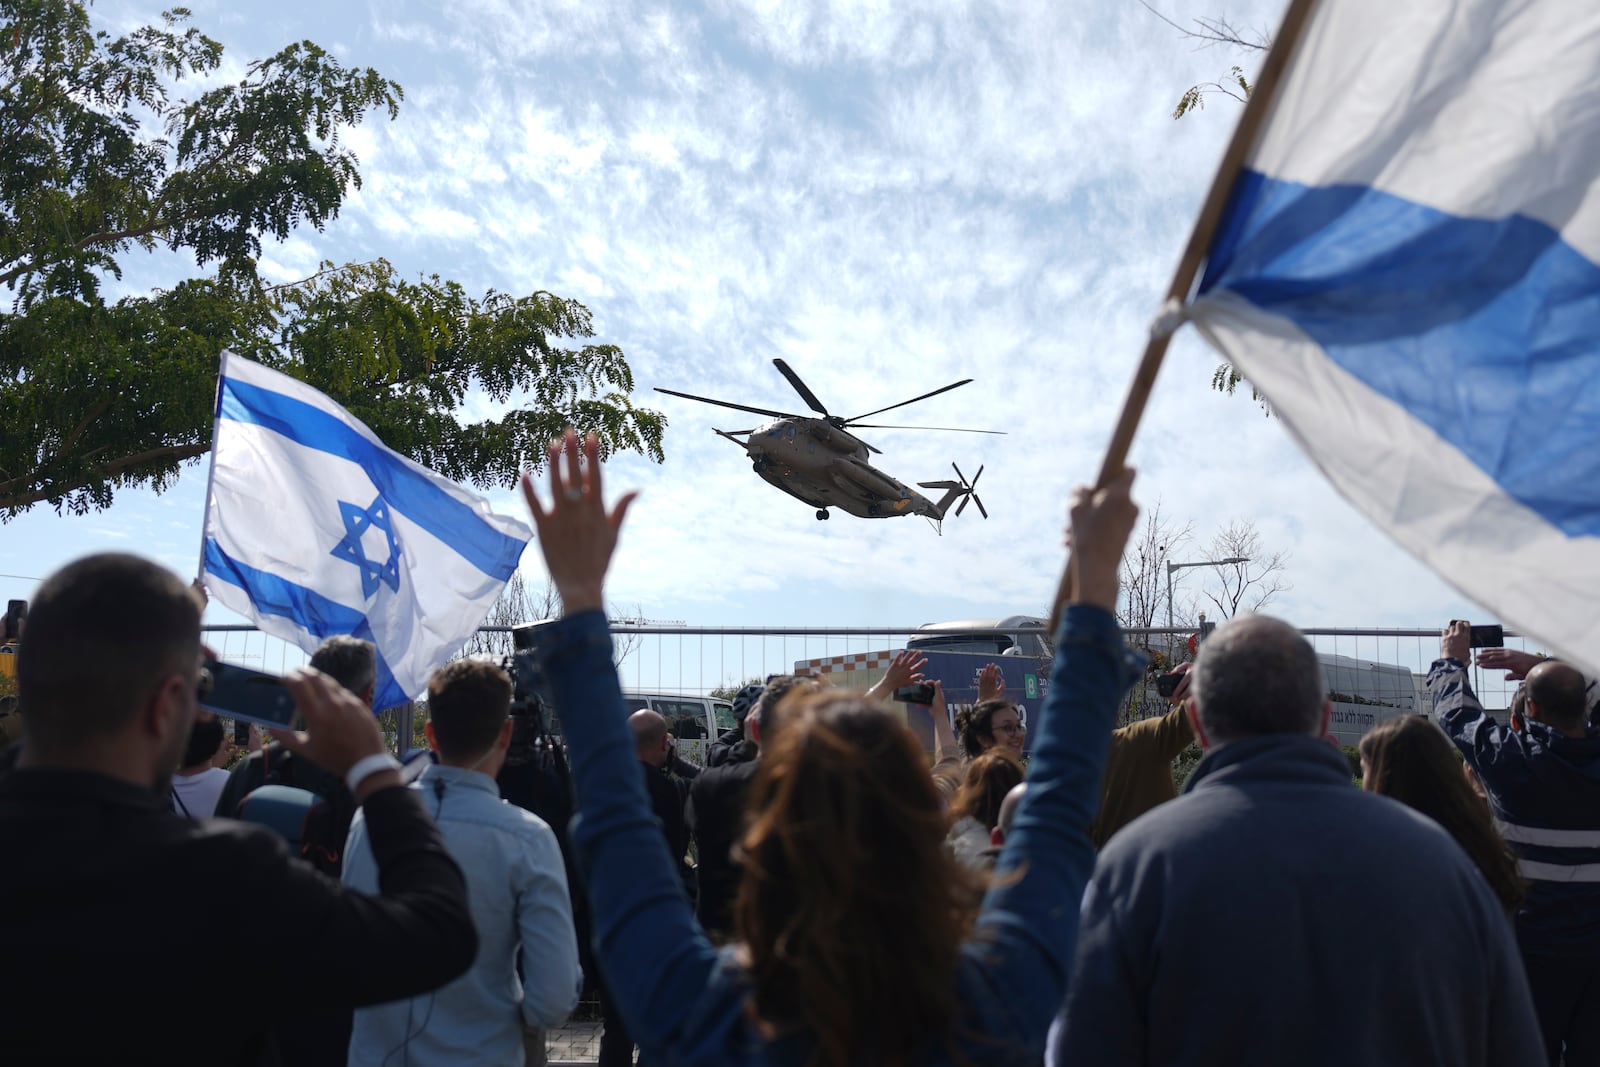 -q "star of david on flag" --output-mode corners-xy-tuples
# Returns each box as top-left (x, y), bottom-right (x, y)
(331, 497), (402, 598)
(201, 352), (532, 710)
